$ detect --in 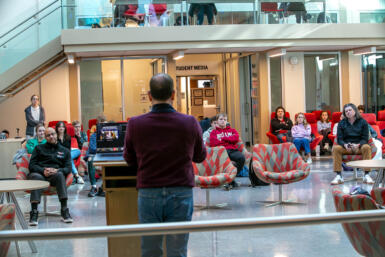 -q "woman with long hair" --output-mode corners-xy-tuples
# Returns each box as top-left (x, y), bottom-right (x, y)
(291, 113), (312, 164)
(271, 106), (293, 143)
(317, 111), (333, 153)
(55, 121), (84, 184)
